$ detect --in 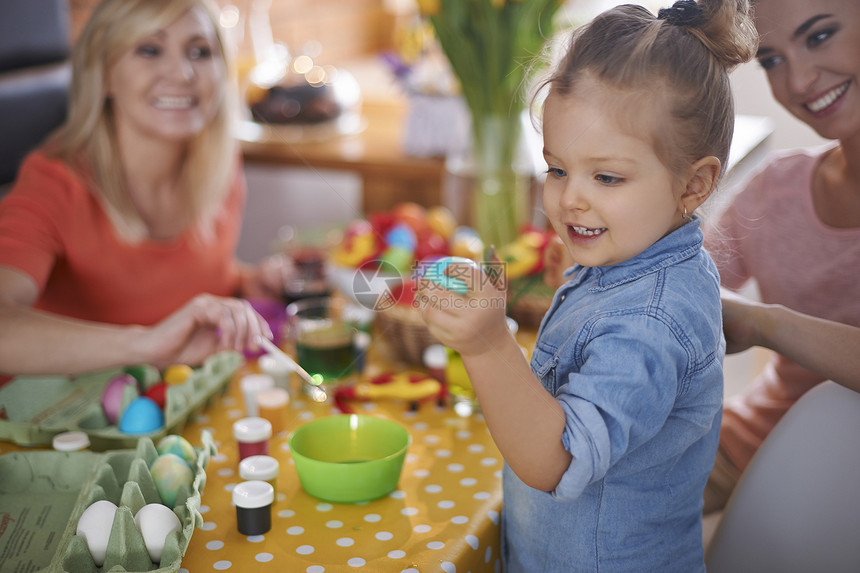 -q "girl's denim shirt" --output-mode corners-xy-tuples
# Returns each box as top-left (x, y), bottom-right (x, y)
(501, 218), (725, 573)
